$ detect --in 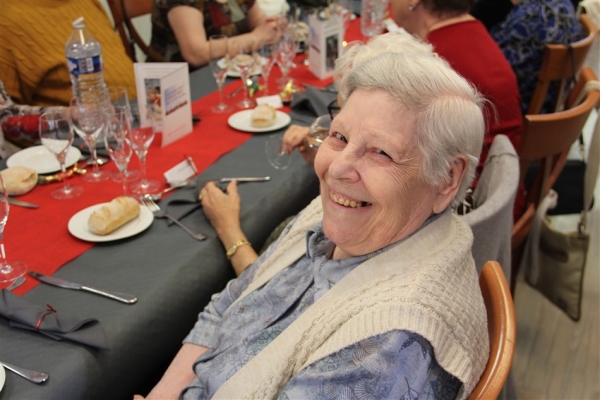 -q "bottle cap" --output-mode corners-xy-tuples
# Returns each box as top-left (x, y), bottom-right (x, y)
(72, 17), (85, 28)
